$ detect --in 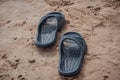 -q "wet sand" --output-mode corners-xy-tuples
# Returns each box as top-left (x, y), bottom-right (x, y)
(0, 0), (120, 80)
